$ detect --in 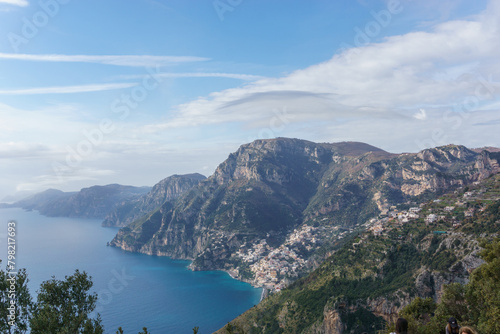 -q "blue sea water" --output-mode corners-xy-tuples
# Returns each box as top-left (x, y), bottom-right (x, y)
(0, 208), (261, 333)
